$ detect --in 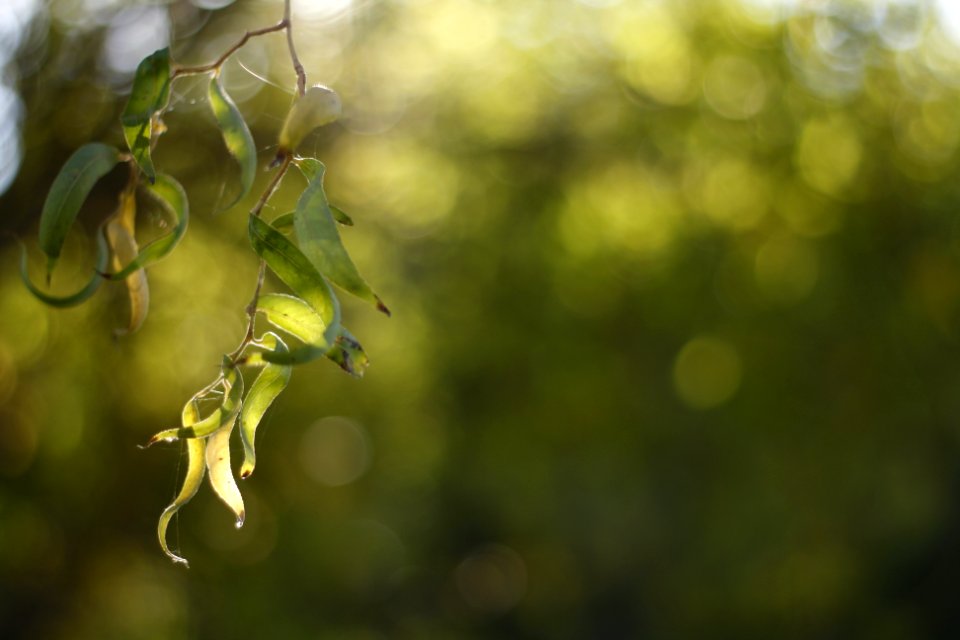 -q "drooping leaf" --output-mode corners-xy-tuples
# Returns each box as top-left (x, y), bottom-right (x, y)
(206, 415), (245, 528)
(277, 85), (341, 153)
(270, 211), (295, 233)
(295, 159), (355, 227)
(157, 401), (207, 567)
(105, 187), (149, 335)
(37, 143), (122, 280)
(104, 173), (188, 280)
(208, 73), (257, 209)
(330, 204), (354, 226)
(147, 359), (243, 444)
(255, 292), (365, 373)
(325, 326), (369, 378)
(293, 158), (389, 315)
(239, 332), (291, 479)
(20, 221), (110, 308)
(248, 214), (340, 341)
(121, 48), (171, 182)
